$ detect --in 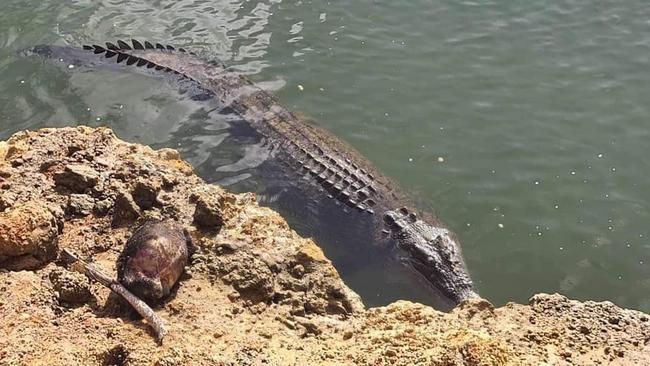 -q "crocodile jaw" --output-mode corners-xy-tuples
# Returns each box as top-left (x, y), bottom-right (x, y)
(384, 209), (477, 304)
